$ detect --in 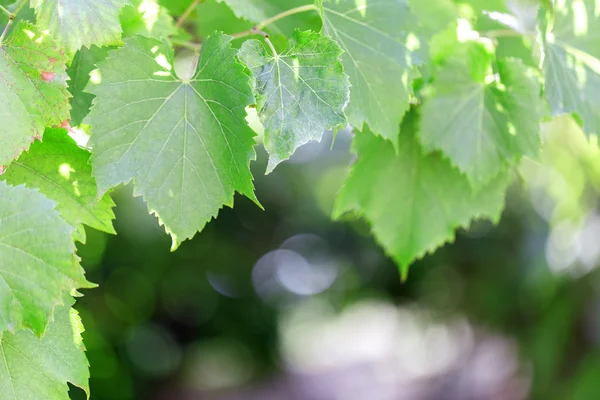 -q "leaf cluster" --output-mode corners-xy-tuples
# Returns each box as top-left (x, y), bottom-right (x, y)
(0, 0), (598, 397)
